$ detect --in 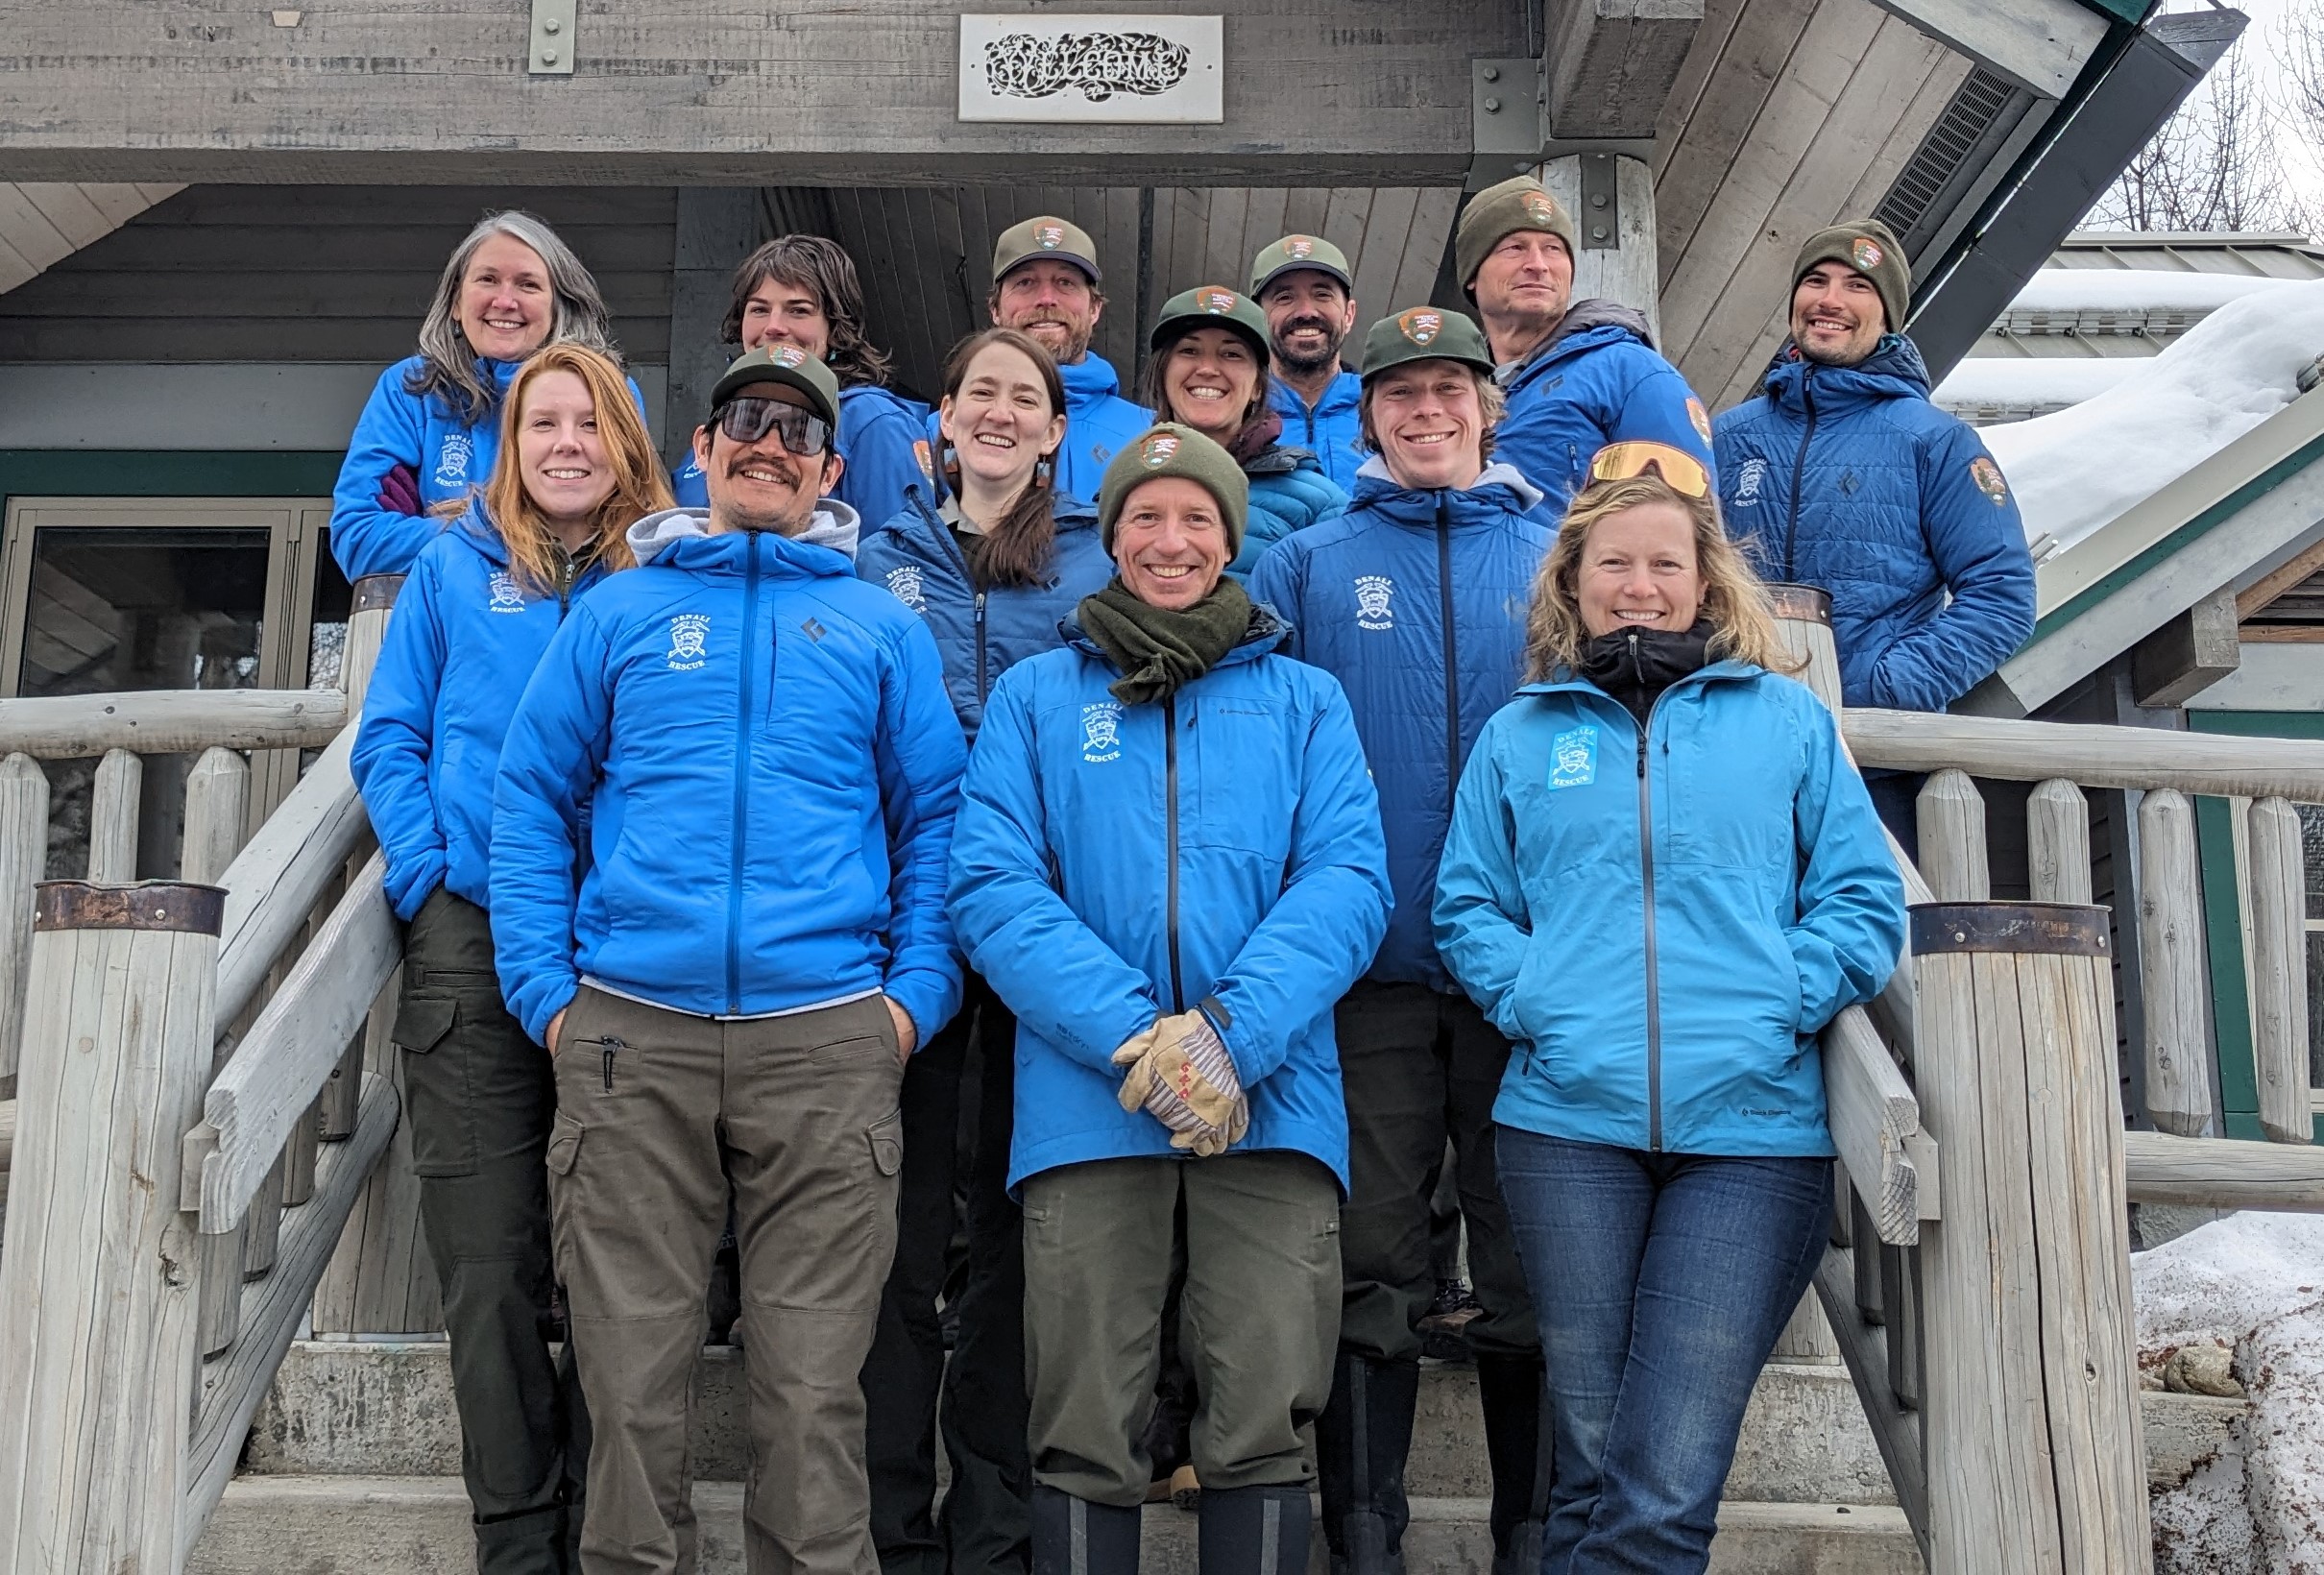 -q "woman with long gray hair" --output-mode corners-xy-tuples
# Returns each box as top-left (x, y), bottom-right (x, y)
(329, 209), (636, 580)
